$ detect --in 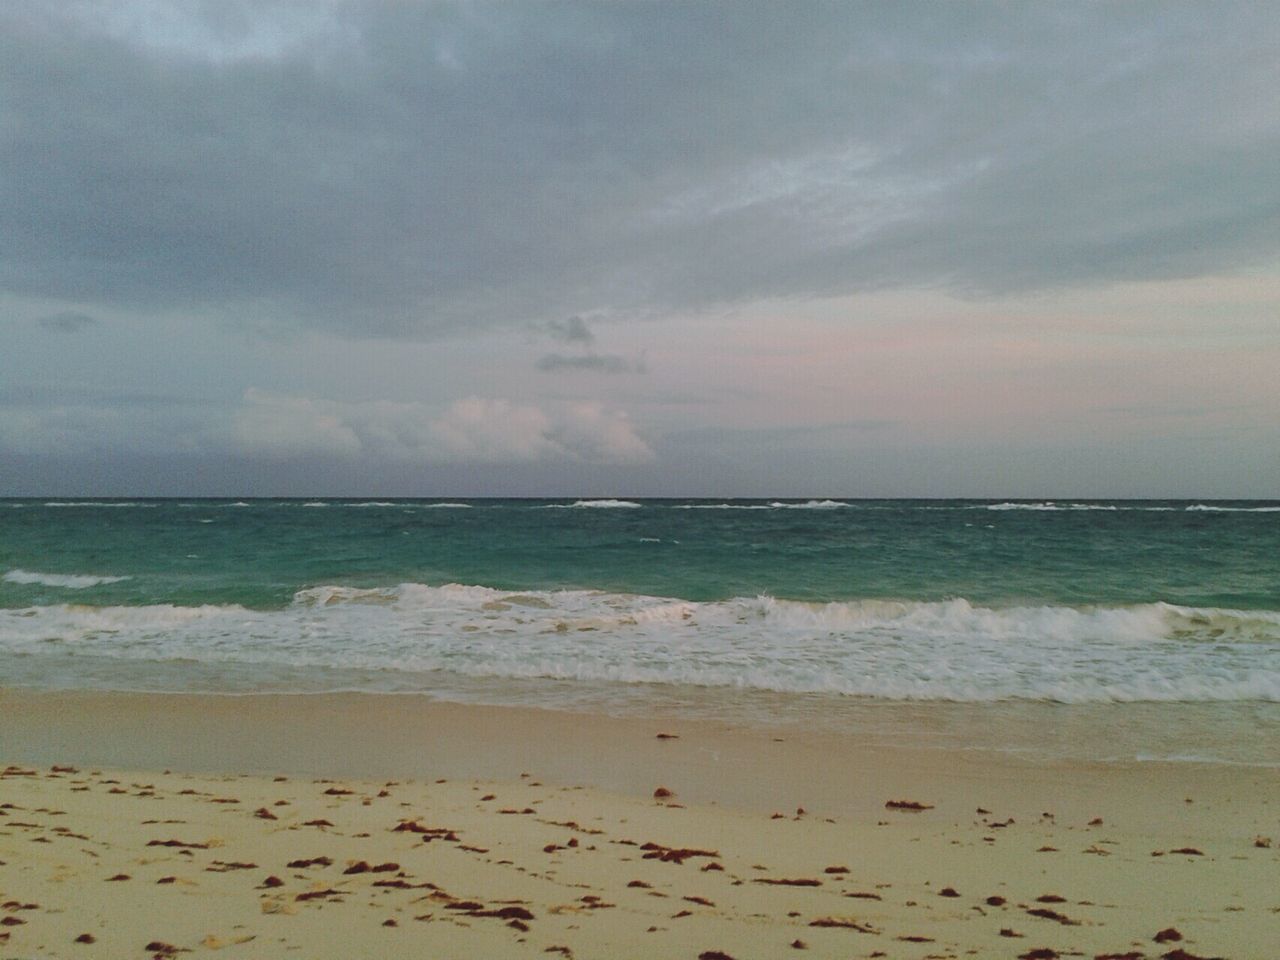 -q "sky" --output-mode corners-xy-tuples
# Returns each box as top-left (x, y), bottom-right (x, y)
(2, 1), (1278, 497)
